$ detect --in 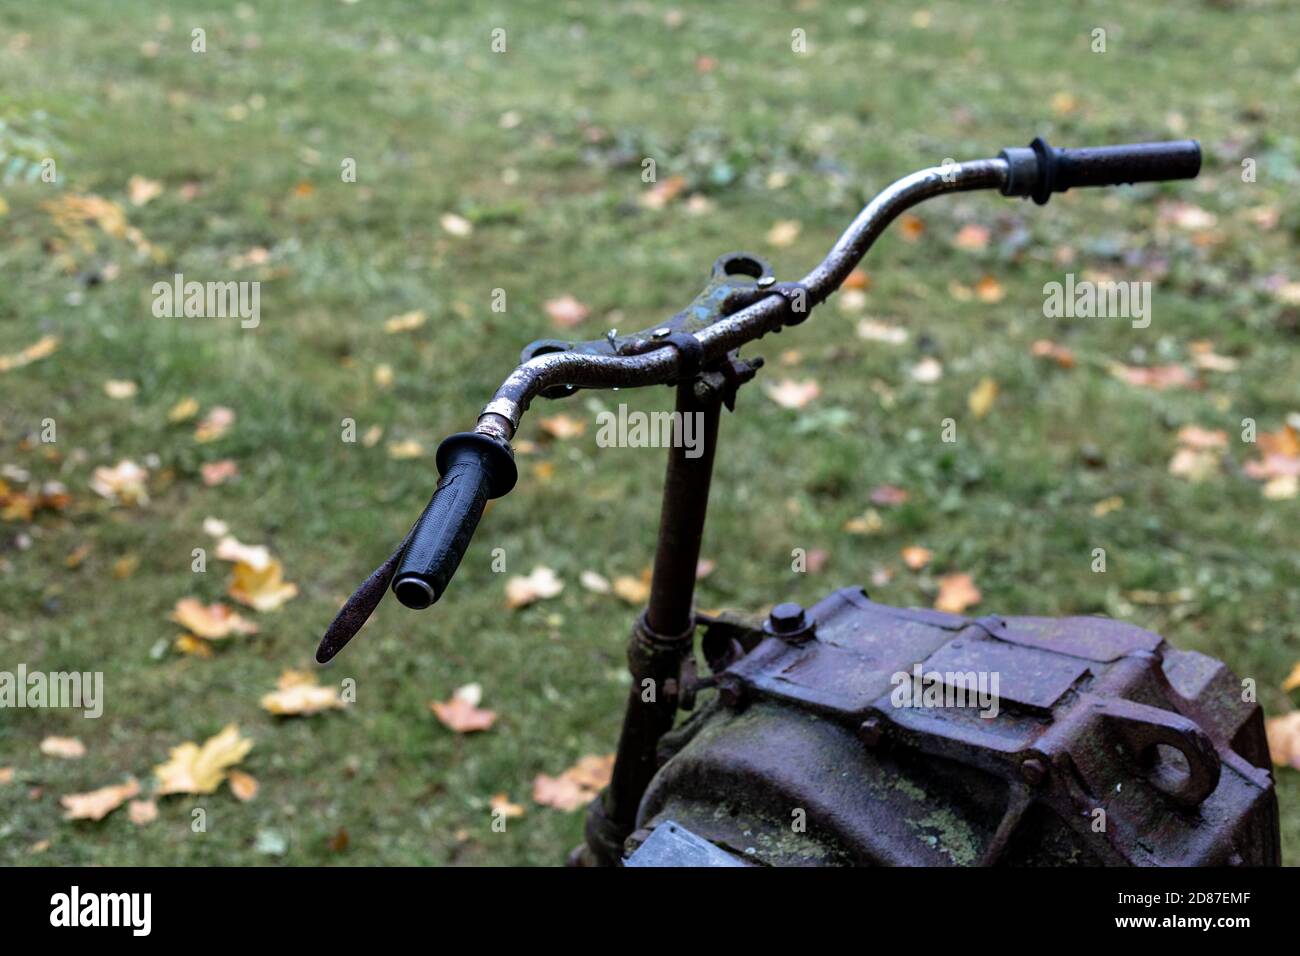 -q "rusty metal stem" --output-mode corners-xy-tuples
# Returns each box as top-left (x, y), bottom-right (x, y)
(599, 379), (722, 839)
